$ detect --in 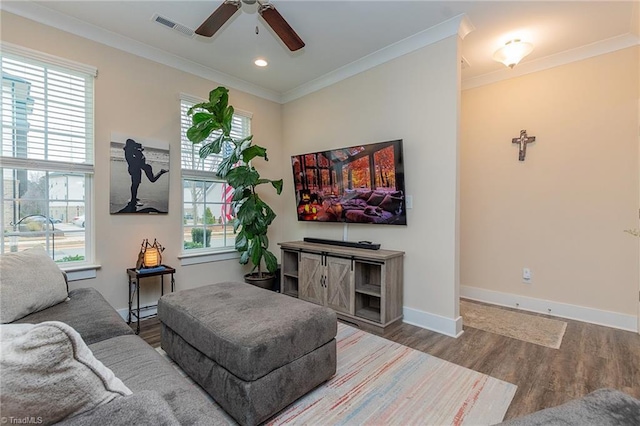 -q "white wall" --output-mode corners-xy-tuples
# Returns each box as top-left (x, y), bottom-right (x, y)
(281, 36), (463, 335)
(460, 47), (640, 330)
